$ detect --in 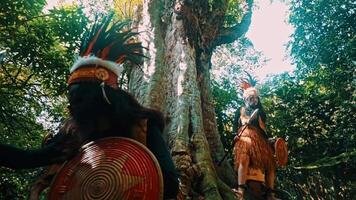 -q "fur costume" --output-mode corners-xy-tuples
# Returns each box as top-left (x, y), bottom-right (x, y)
(233, 109), (275, 173)
(234, 80), (275, 175)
